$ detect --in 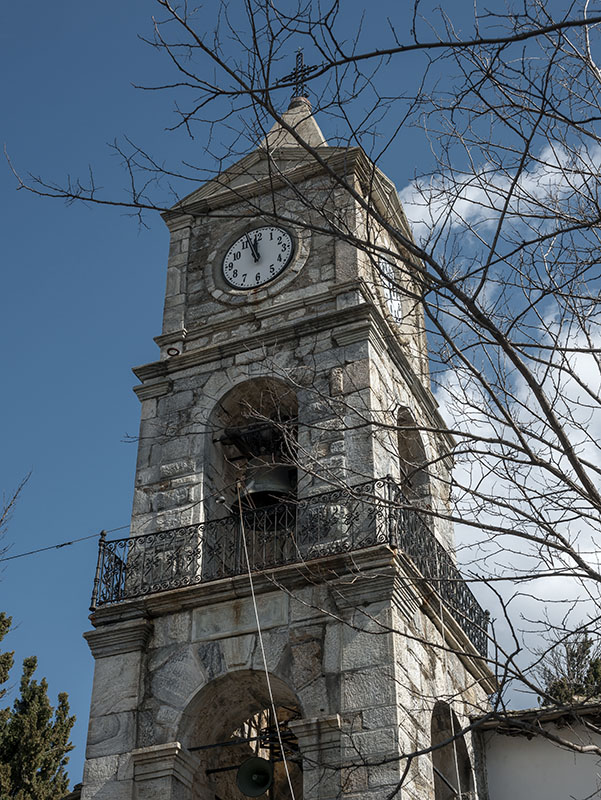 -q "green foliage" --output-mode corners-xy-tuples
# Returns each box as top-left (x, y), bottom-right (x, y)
(0, 617), (75, 799)
(0, 615), (14, 702)
(540, 630), (601, 705)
